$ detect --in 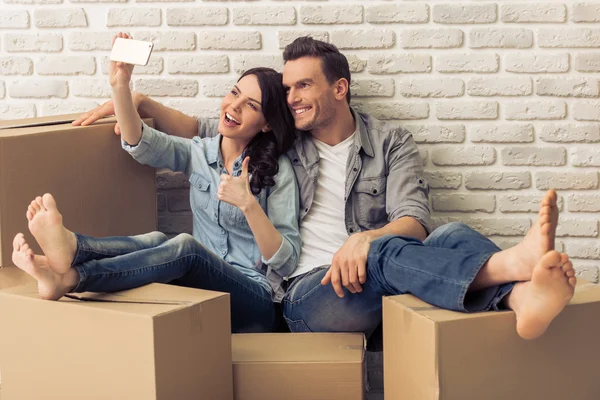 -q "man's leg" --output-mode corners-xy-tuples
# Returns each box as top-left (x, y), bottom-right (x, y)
(12, 233), (279, 333)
